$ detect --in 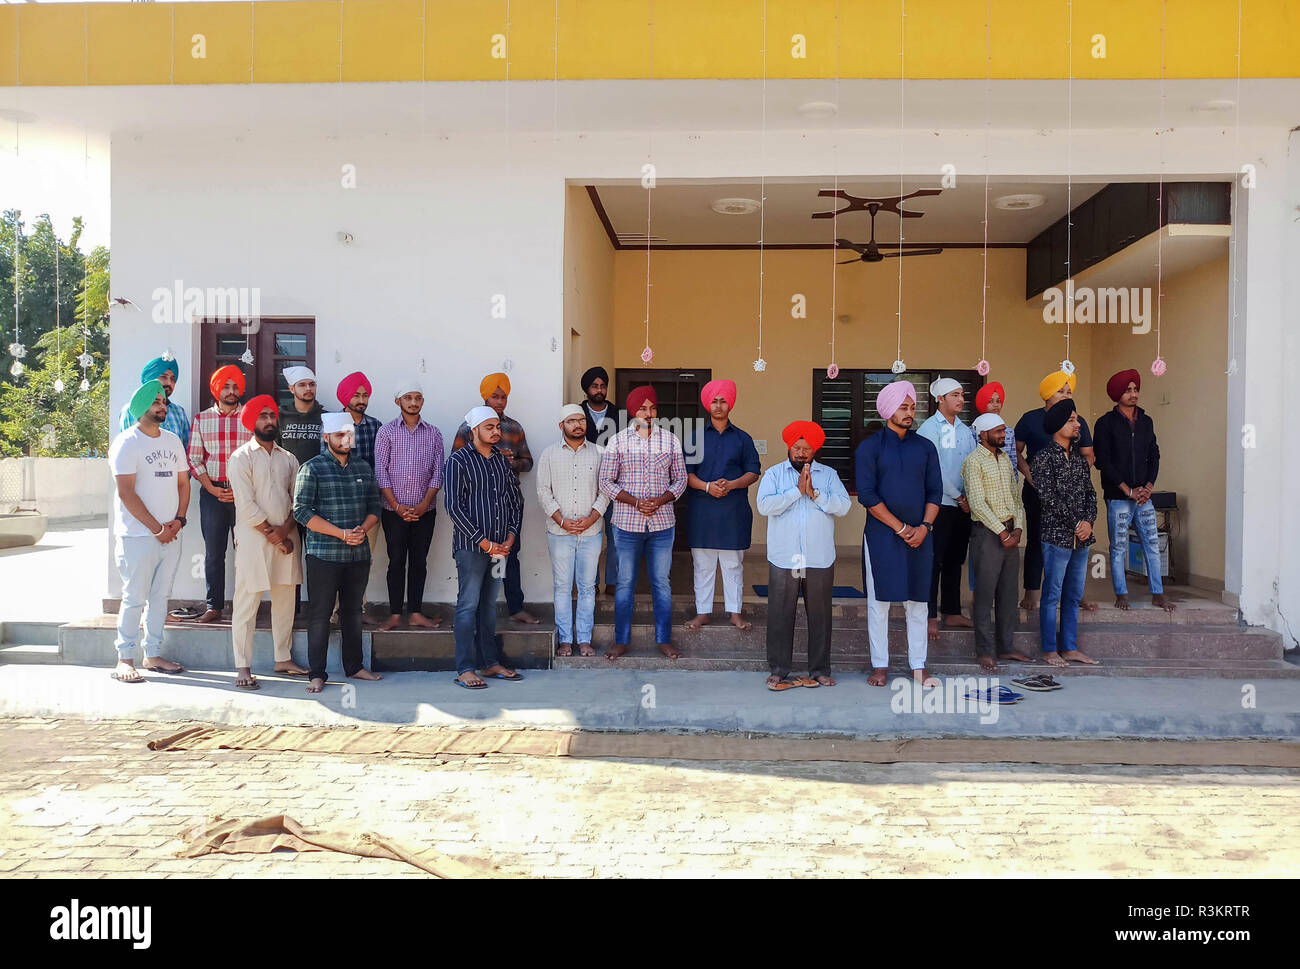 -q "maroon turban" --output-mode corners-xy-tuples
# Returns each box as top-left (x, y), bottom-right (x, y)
(240, 394), (278, 433)
(626, 385), (658, 416)
(1106, 369), (1141, 403)
(781, 420), (826, 452)
(336, 371), (372, 408)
